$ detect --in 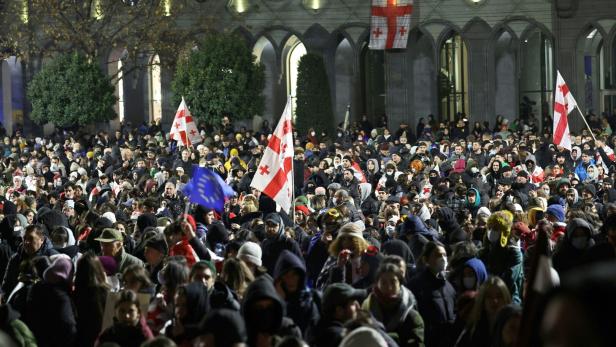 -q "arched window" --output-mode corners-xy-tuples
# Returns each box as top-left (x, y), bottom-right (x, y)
(335, 38), (354, 126)
(284, 36), (307, 118)
(576, 27), (604, 114)
(439, 32), (469, 121)
(1, 57), (24, 134)
(360, 44), (385, 122)
(520, 27), (553, 129)
(253, 37), (276, 121)
(149, 54), (162, 123)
